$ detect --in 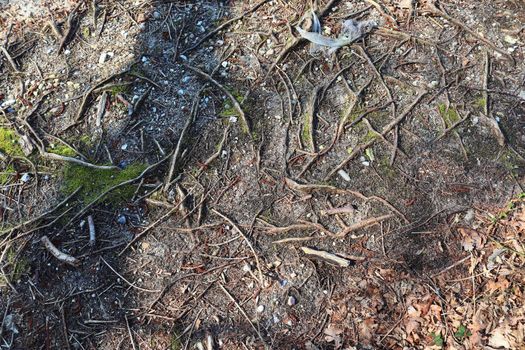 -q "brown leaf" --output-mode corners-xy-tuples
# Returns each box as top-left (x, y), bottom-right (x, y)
(486, 276), (510, 294)
(458, 227), (485, 252)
